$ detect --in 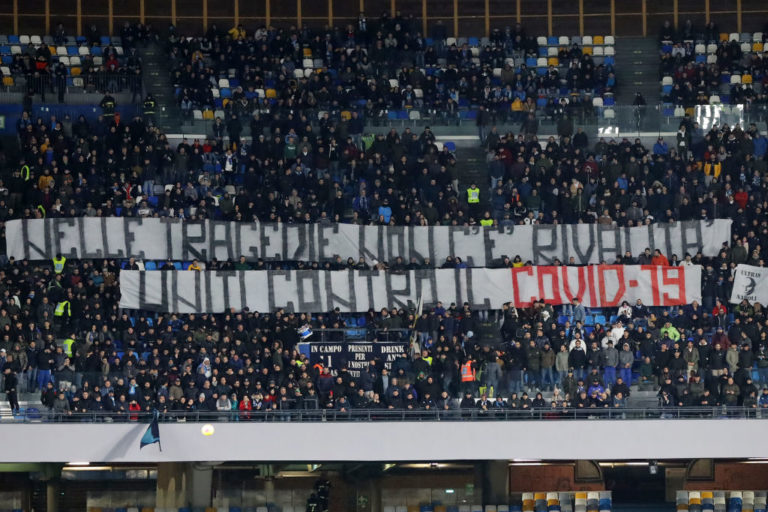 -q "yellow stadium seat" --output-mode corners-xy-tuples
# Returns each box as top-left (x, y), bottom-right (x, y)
(702, 492), (714, 499)
(535, 493), (546, 500)
(340, 110), (352, 120)
(303, 48), (312, 57)
(49, 45), (57, 55)
(2, 76), (13, 86)
(753, 42), (764, 52)
(582, 46), (593, 55)
(407, 506), (419, 512)
(548, 57), (559, 66)
(202, 109), (214, 120)
(742, 74), (753, 83)
(720, 33), (729, 41)
(70, 67), (81, 76)
(593, 35), (604, 45)
(222, 98), (230, 108)
(575, 493), (588, 500)
(265, 88), (277, 98)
